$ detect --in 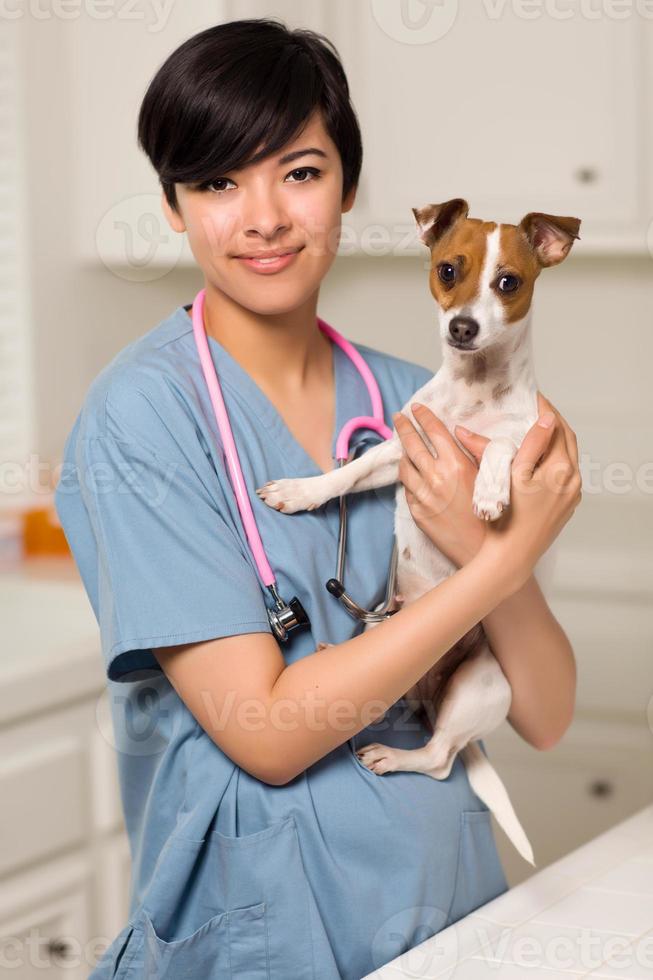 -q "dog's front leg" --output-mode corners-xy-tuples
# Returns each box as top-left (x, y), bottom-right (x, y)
(472, 435), (519, 521)
(256, 433), (402, 514)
